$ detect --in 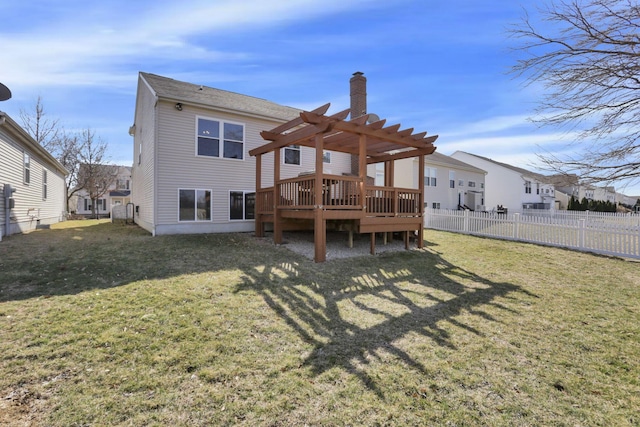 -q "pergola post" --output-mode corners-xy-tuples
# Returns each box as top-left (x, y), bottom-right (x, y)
(314, 133), (326, 262)
(255, 154), (264, 237)
(274, 148), (283, 244)
(418, 153), (425, 248)
(385, 159), (395, 242)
